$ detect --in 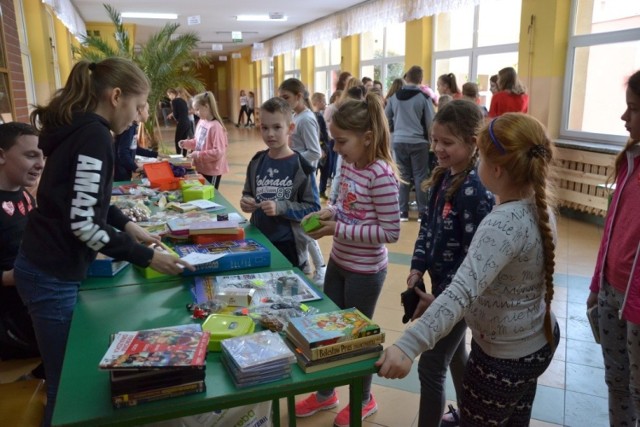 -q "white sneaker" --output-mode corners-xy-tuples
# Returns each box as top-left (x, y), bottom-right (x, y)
(312, 266), (326, 287)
